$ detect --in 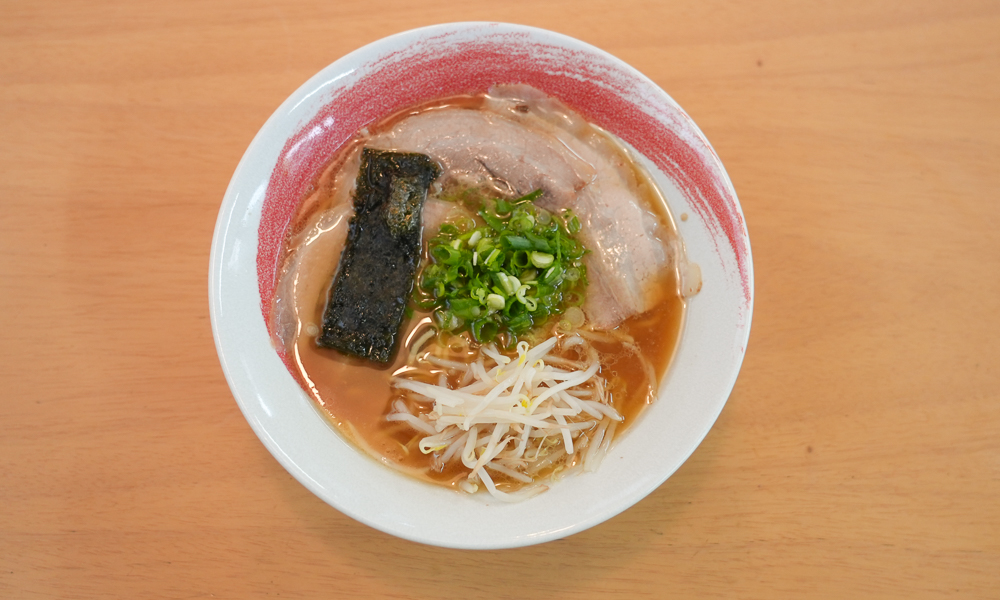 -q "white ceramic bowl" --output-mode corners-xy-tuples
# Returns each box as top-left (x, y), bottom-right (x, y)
(209, 22), (752, 549)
